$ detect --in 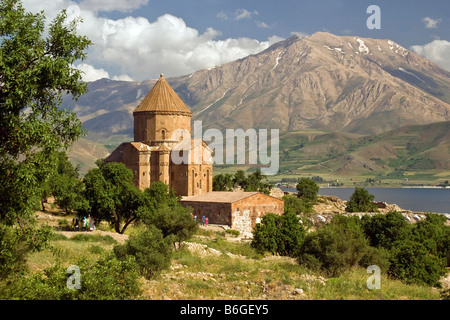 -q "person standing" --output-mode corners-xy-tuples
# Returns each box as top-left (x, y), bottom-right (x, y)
(89, 215), (95, 231)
